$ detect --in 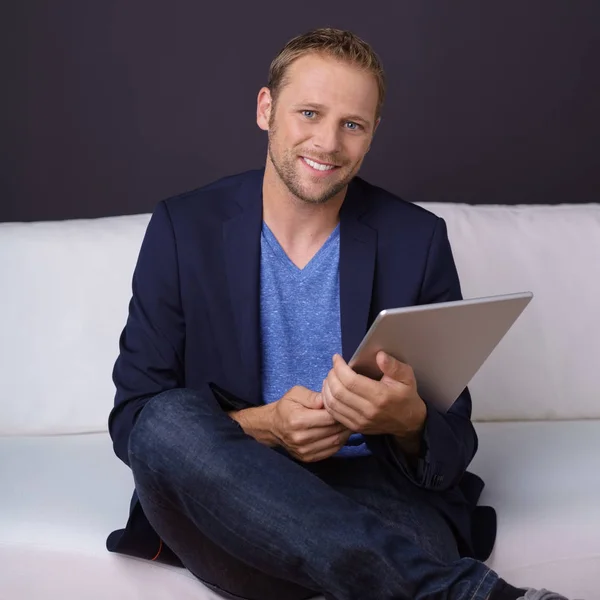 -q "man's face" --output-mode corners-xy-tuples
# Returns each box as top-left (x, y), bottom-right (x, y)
(261, 53), (379, 205)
